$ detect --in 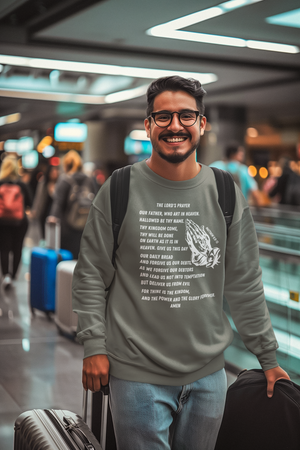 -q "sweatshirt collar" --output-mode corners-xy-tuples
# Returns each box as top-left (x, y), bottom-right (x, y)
(138, 159), (209, 190)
